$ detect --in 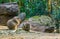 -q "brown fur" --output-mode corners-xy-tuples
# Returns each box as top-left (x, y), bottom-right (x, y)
(7, 17), (21, 30)
(22, 23), (30, 32)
